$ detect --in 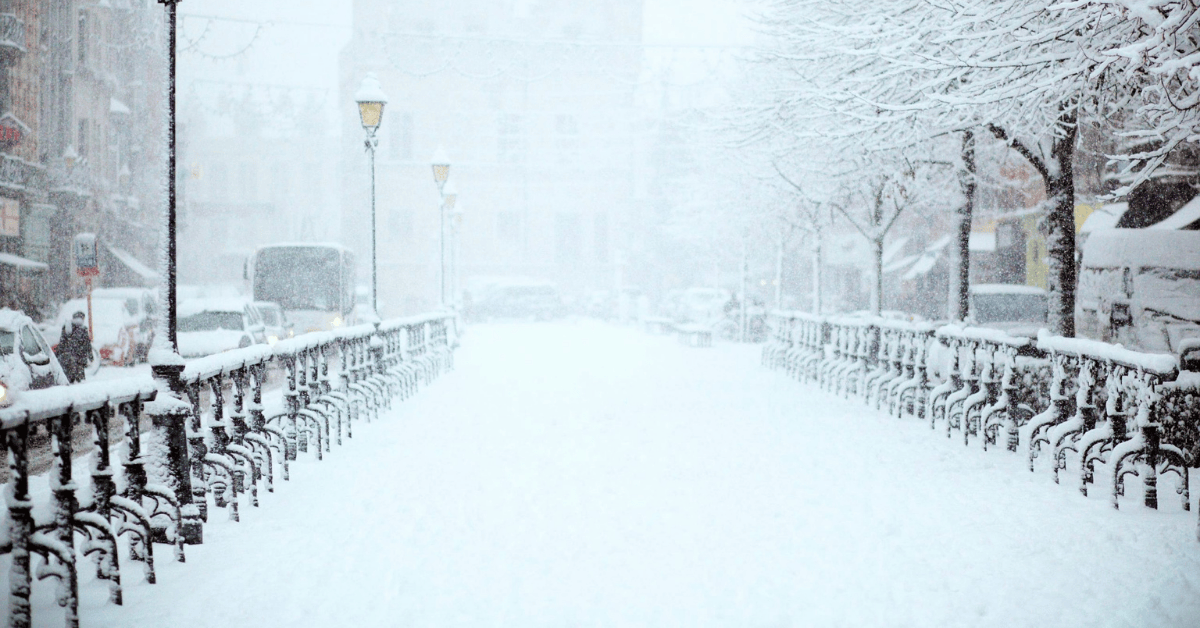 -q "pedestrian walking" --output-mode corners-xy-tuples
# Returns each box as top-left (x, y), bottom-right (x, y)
(56, 311), (92, 383)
